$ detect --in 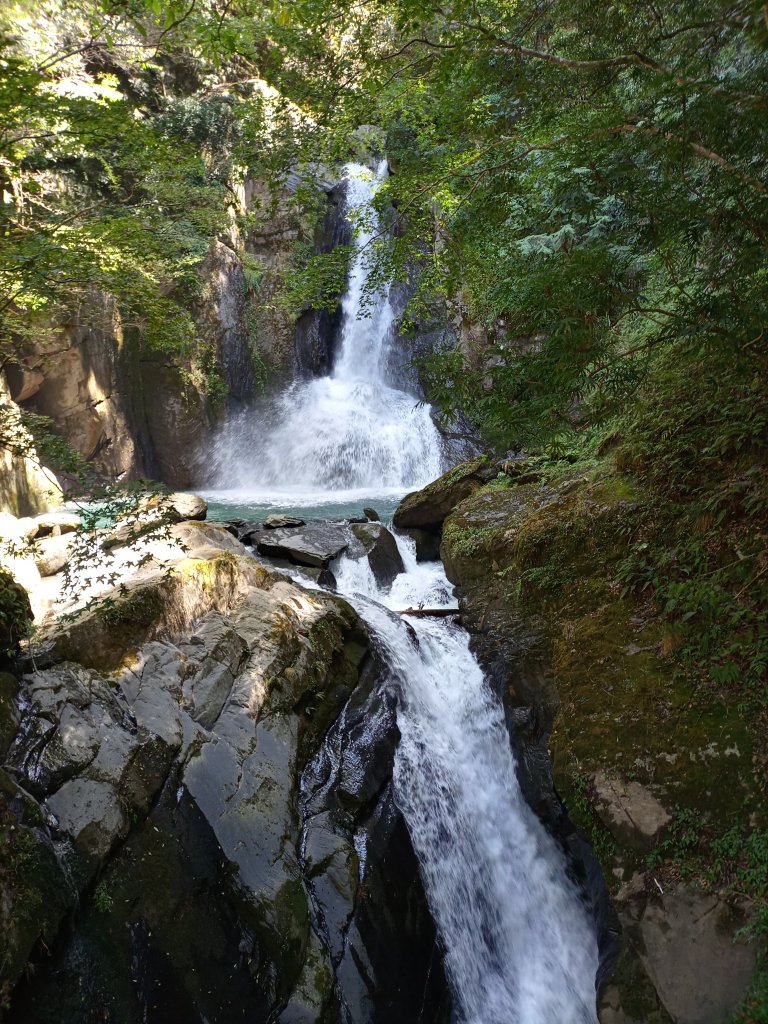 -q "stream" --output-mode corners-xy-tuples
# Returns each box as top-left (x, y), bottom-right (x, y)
(204, 161), (600, 1022)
